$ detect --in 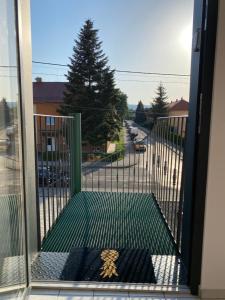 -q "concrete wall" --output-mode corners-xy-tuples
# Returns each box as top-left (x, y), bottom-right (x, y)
(200, 0), (225, 298)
